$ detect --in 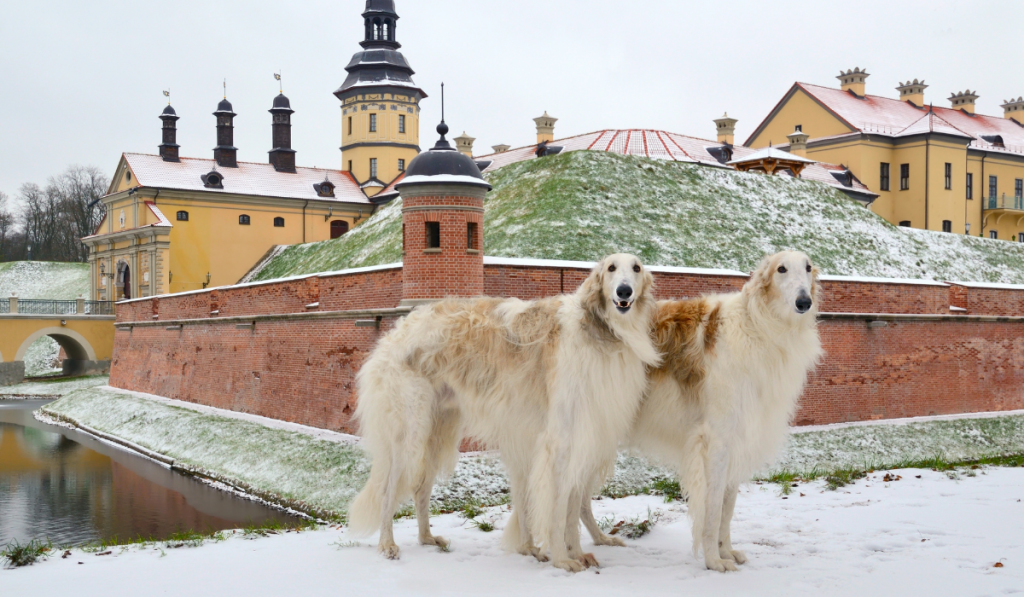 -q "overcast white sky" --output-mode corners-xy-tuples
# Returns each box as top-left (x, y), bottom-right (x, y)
(1, 0), (1021, 200)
